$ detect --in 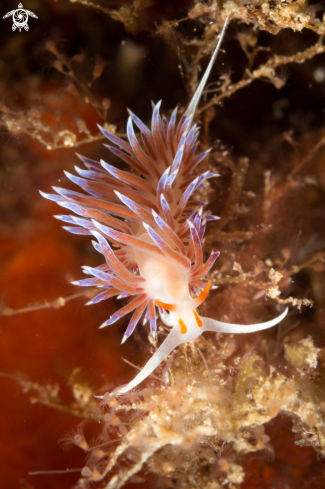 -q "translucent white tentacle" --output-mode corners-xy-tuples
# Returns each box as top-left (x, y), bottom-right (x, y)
(185, 15), (230, 127)
(111, 326), (182, 395)
(202, 308), (288, 334)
